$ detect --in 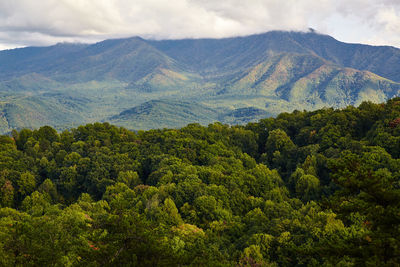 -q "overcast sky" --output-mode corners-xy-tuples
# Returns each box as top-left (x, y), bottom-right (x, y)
(0, 0), (399, 50)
